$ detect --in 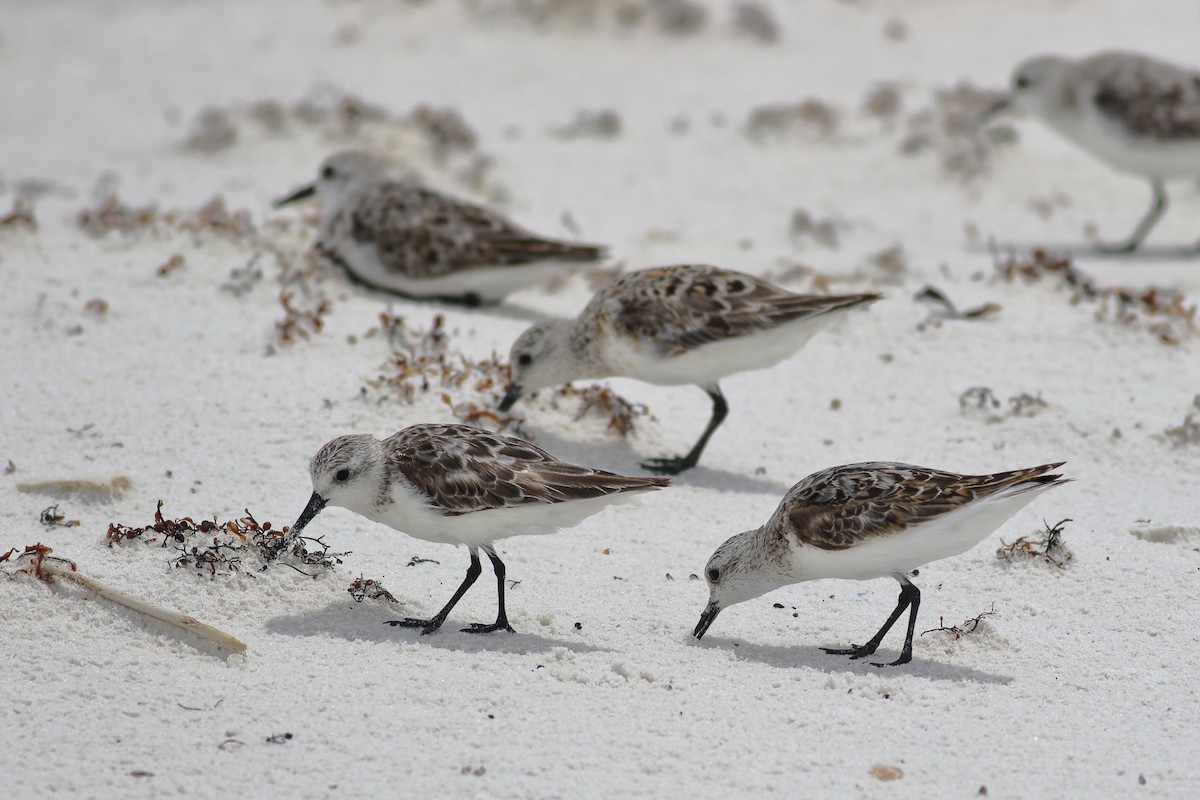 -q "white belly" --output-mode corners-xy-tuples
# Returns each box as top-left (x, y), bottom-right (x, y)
(330, 236), (575, 304)
(1068, 110), (1200, 179)
(367, 484), (655, 548)
(601, 316), (837, 388)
